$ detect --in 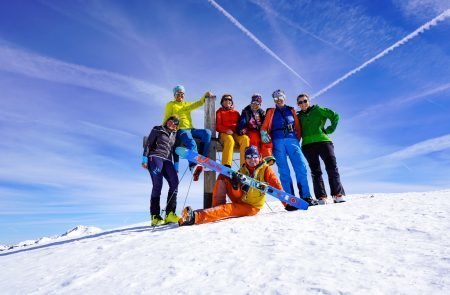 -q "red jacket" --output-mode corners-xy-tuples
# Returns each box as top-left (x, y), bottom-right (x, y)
(216, 107), (240, 133)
